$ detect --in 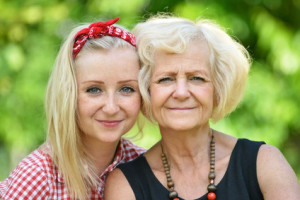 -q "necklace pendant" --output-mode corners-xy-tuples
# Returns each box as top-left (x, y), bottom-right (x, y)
(207, 192), (216, 200)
